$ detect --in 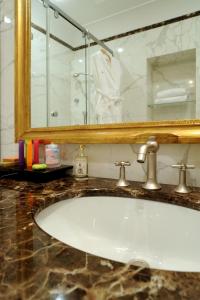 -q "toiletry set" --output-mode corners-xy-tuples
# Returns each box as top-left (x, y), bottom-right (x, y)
(0, 142), (88, 181)
(19, 141), (88, 178)
(18, 139), (61, 170)
(14, 140), (72, 181)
